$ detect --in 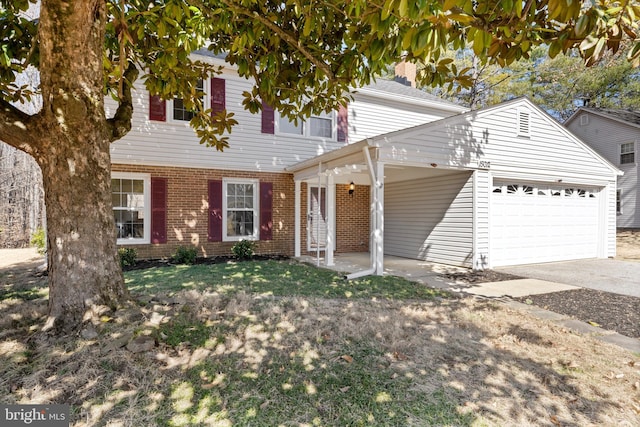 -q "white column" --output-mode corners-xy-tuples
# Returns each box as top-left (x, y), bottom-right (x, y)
(326, 174), (335, 266)
(373, 161), (385, 275)
(294, 179), (301, 258)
